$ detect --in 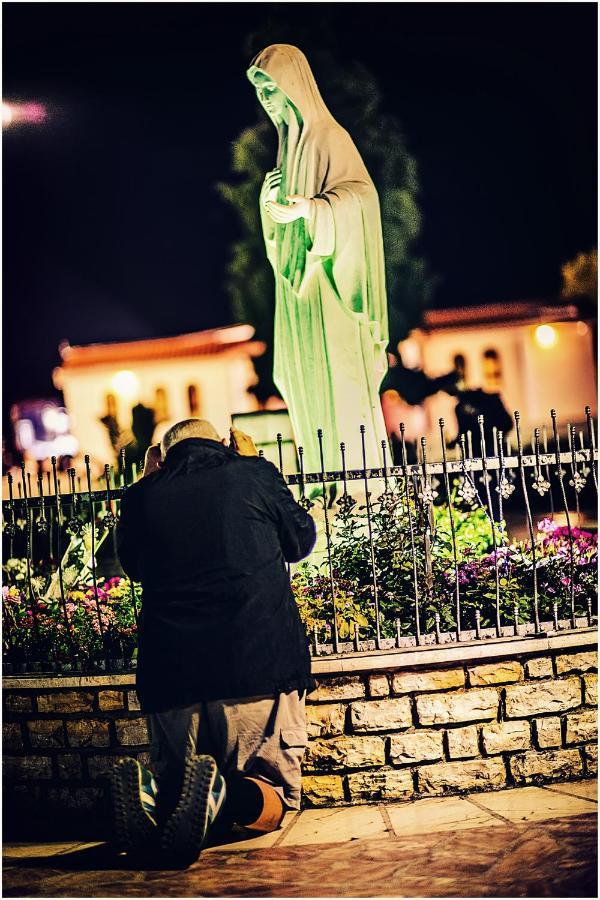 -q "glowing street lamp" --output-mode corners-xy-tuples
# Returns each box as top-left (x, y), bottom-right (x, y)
(111, 370), (140, 403)
(534, 324), (558, 349)
(2, 101), (47, 128)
